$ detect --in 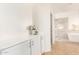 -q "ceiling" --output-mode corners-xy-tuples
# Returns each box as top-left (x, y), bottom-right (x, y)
(51, 3), (79, 13)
